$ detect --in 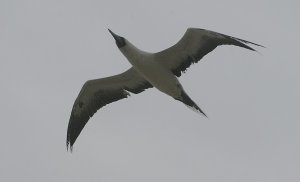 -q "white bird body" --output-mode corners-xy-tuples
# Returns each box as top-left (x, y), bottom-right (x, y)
(66, 28), (264, 150)
(120, 41), (182, 98)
